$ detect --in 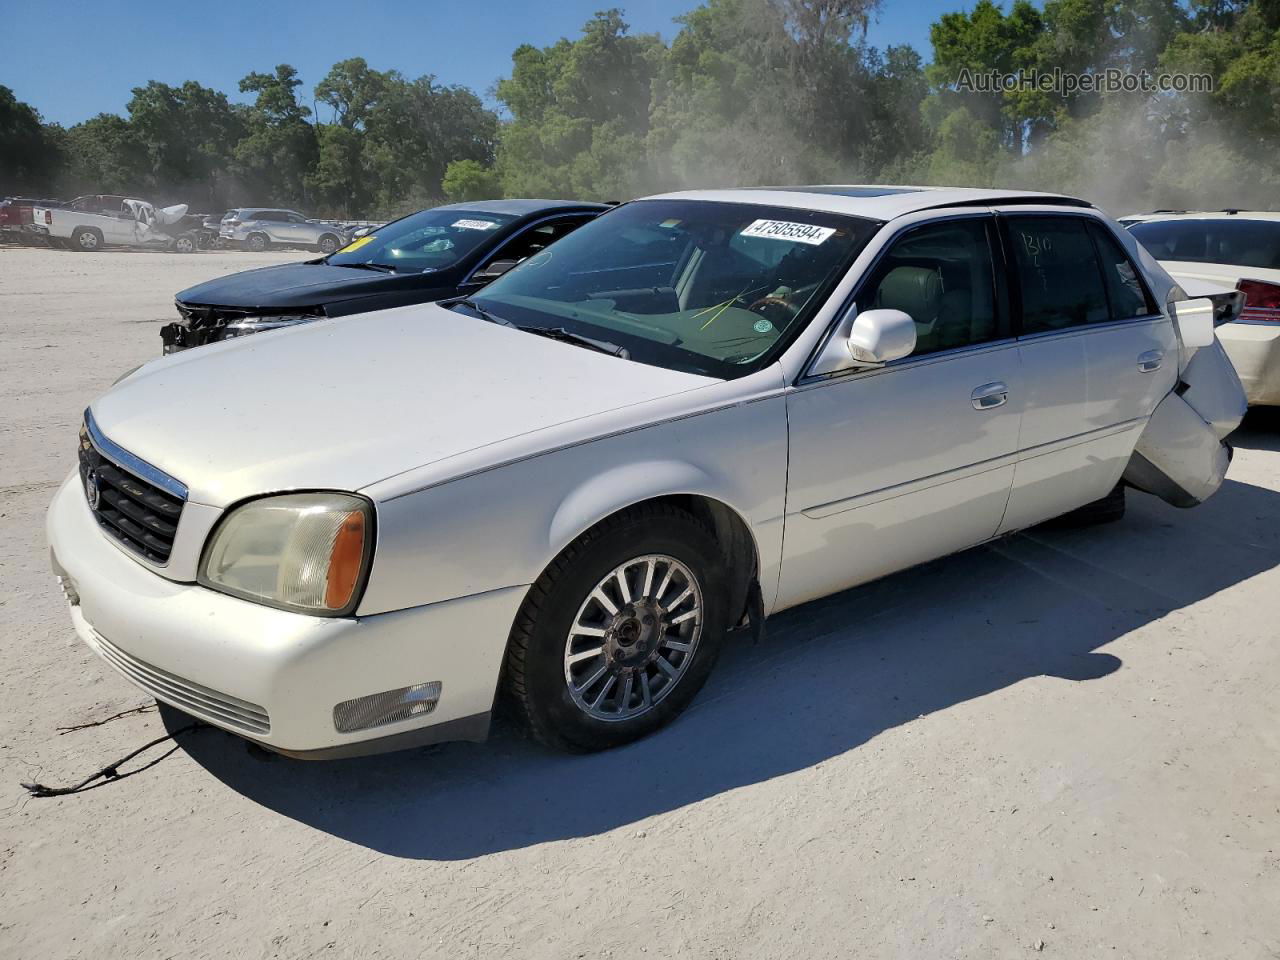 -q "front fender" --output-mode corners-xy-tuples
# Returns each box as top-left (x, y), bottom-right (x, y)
(357, 395), (789, 617)
(548, 460), (719, 557)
